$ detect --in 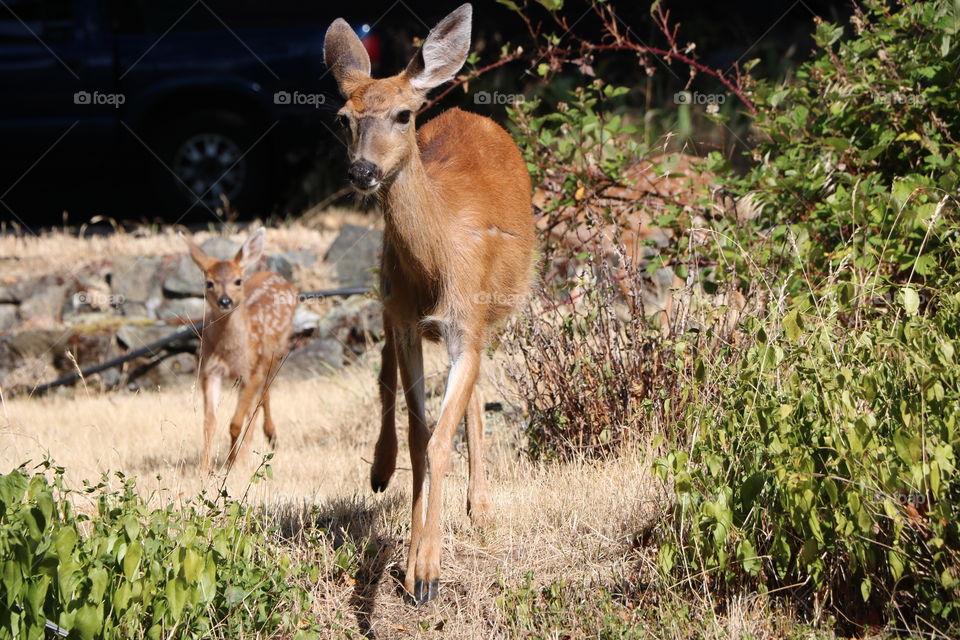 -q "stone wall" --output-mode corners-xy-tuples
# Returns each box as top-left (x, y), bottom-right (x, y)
(0, 226), (384, 394)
